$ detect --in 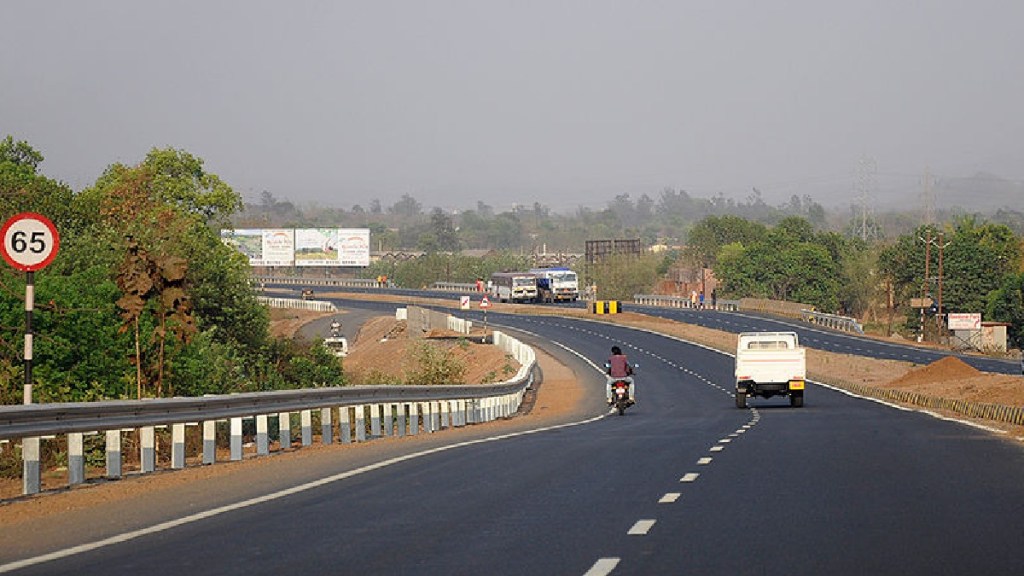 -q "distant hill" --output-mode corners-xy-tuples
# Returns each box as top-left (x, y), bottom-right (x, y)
(936, 173), (1023, 212)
